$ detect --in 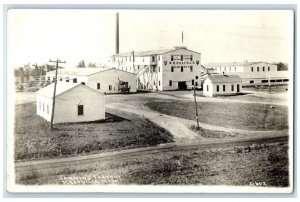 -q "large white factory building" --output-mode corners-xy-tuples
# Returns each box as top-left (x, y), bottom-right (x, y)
(109, 46), (202, 91)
